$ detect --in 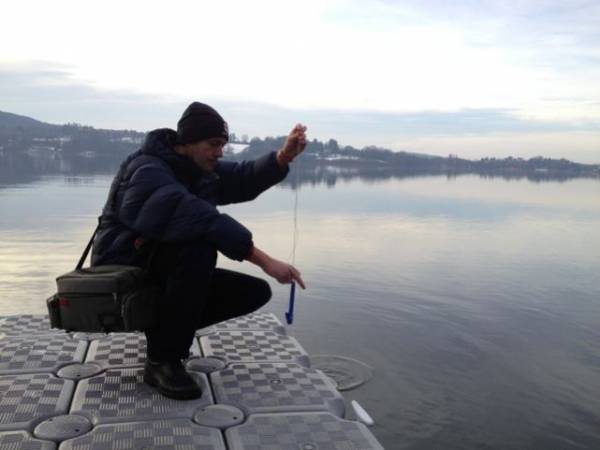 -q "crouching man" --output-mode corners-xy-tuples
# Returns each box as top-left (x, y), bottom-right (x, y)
(91, 102), (306, 399)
